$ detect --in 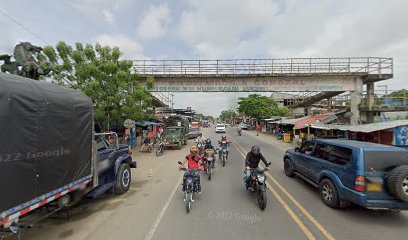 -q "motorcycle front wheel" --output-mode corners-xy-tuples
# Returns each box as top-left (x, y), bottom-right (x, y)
(222, 157), (225, 167)
(257, 190), (267, 210)
(186, 192), (192, 213)
(208, 164), (212, 181)
(156, 145), (163, 156)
